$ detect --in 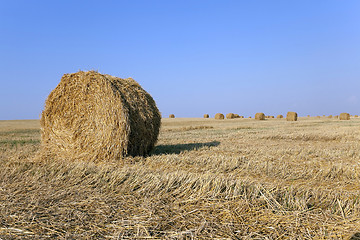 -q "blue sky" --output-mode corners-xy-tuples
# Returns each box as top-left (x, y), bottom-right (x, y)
(1, 0), (359, 119)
